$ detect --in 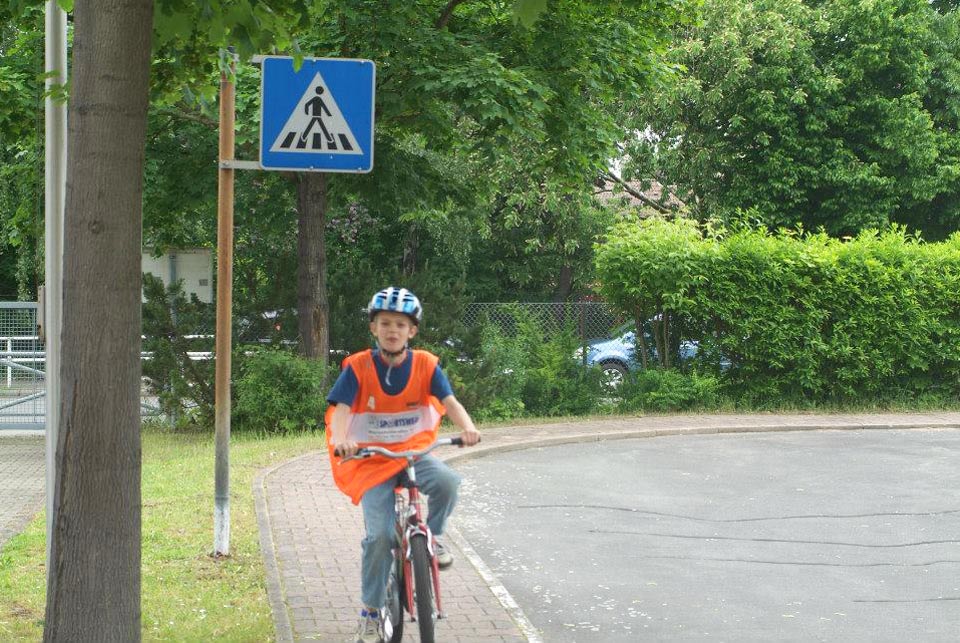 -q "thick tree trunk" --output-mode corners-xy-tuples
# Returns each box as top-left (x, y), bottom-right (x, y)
(43, 1), (152, 641)
(553, 264), (573, 301)
(296, 172), (330, 368)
